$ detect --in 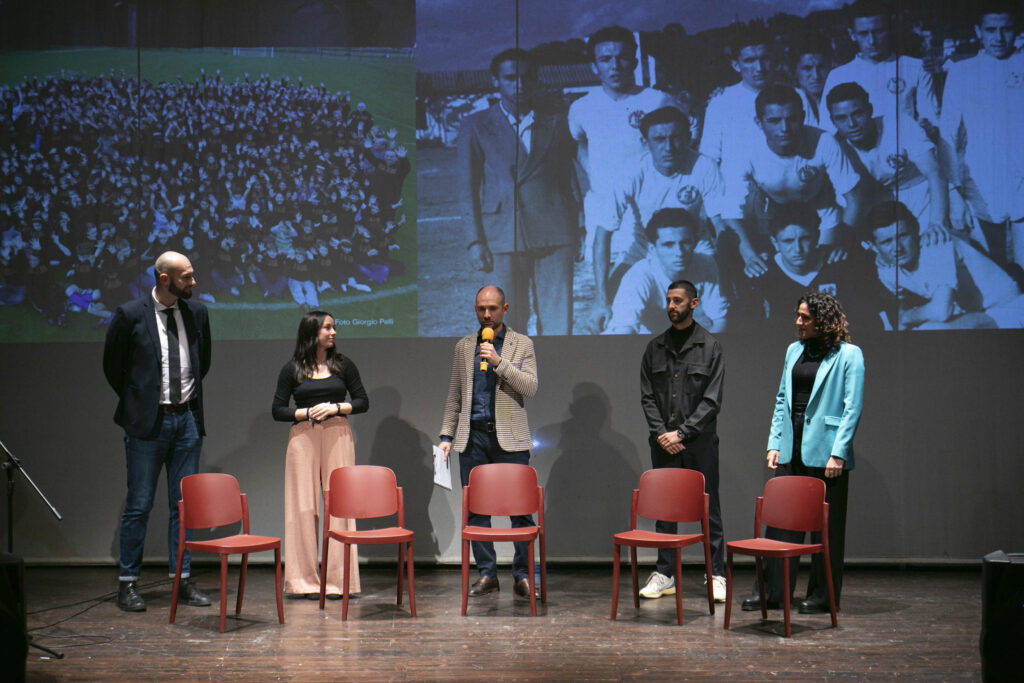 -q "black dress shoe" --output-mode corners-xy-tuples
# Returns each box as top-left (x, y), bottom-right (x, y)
(741, 594), (780, 611)
(468, 575), (499, 597)
(513, 578), (538, 600)
(798, 598), (831, 614)
(178, 580), (211, 607)
(117, 581), (146, 612)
